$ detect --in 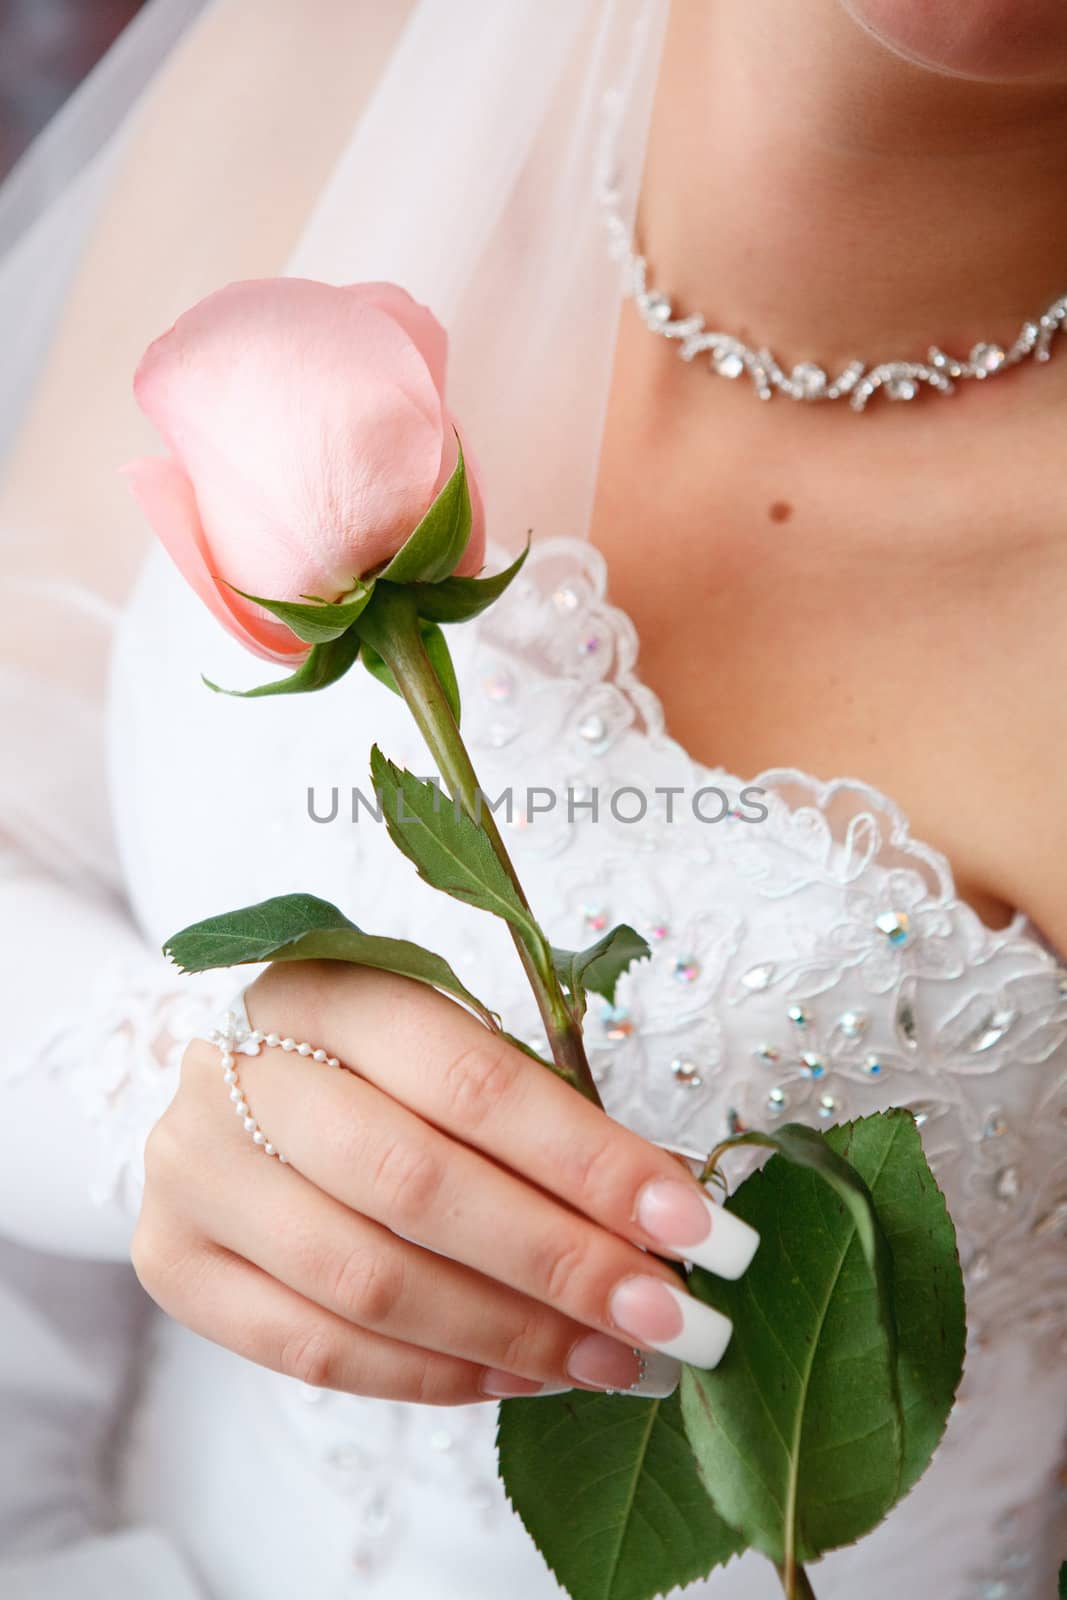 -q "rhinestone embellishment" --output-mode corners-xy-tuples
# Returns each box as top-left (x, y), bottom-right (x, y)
(965, 1006), (1018, 1054)
(596, 96), (1067, 411)
(791, 361), (828, 399)
(982, 1110), (1009, 1141)
(671, 1057), (703, 1088)
(994, 1166), (1021, 1202)
(875, 909), (912, 946)
(971, 340), (1006, 375)
(600, 1003), (634, 1042)
(482, 669), (515, 703)
(885, 374), (918, 402)
(713, 349), (744, 380)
